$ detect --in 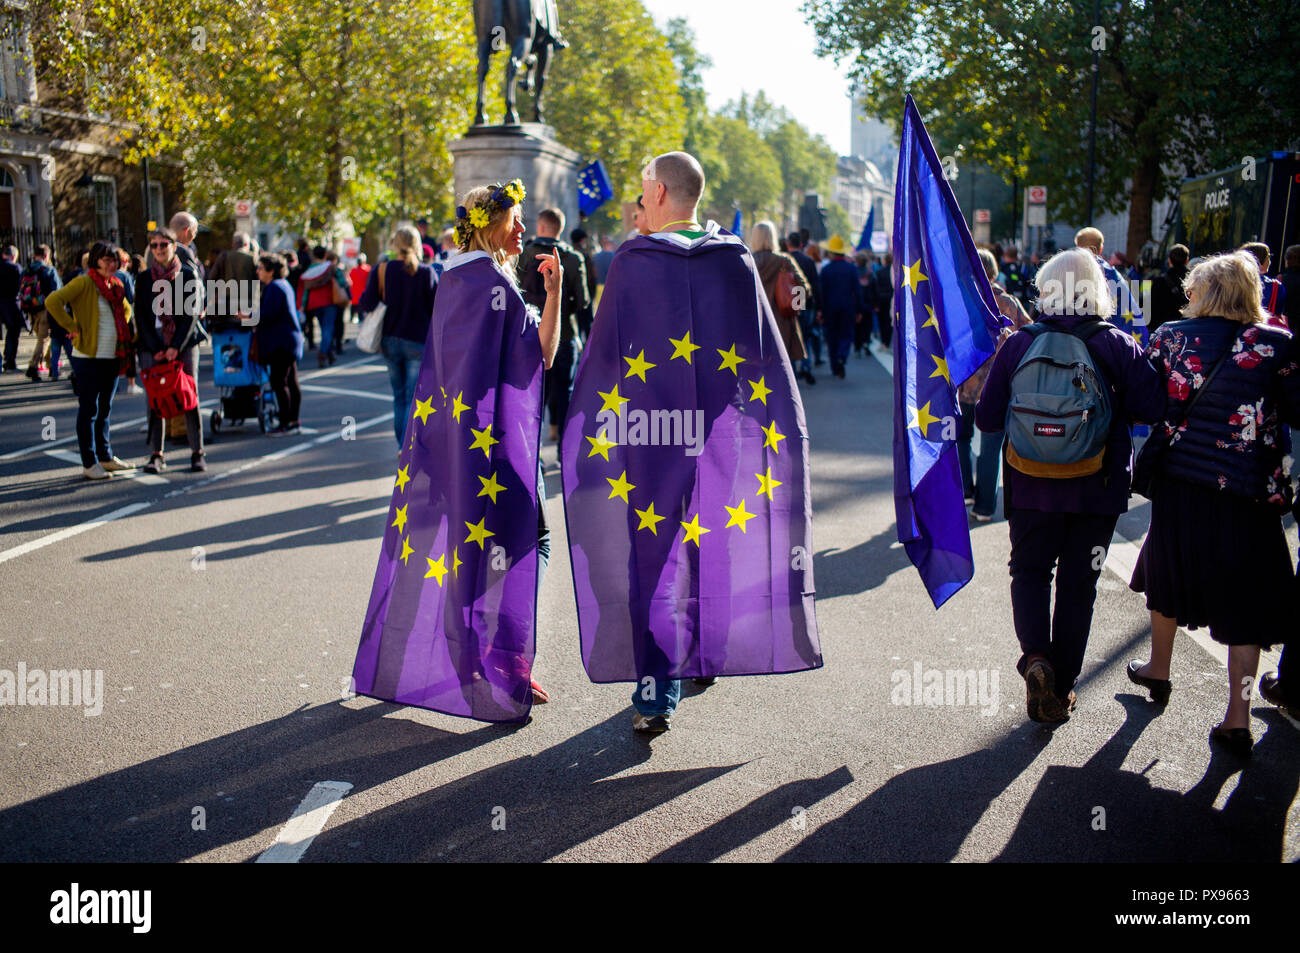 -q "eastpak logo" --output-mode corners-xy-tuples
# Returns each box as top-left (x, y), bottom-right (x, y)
(1034, 423), (1066, 437)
